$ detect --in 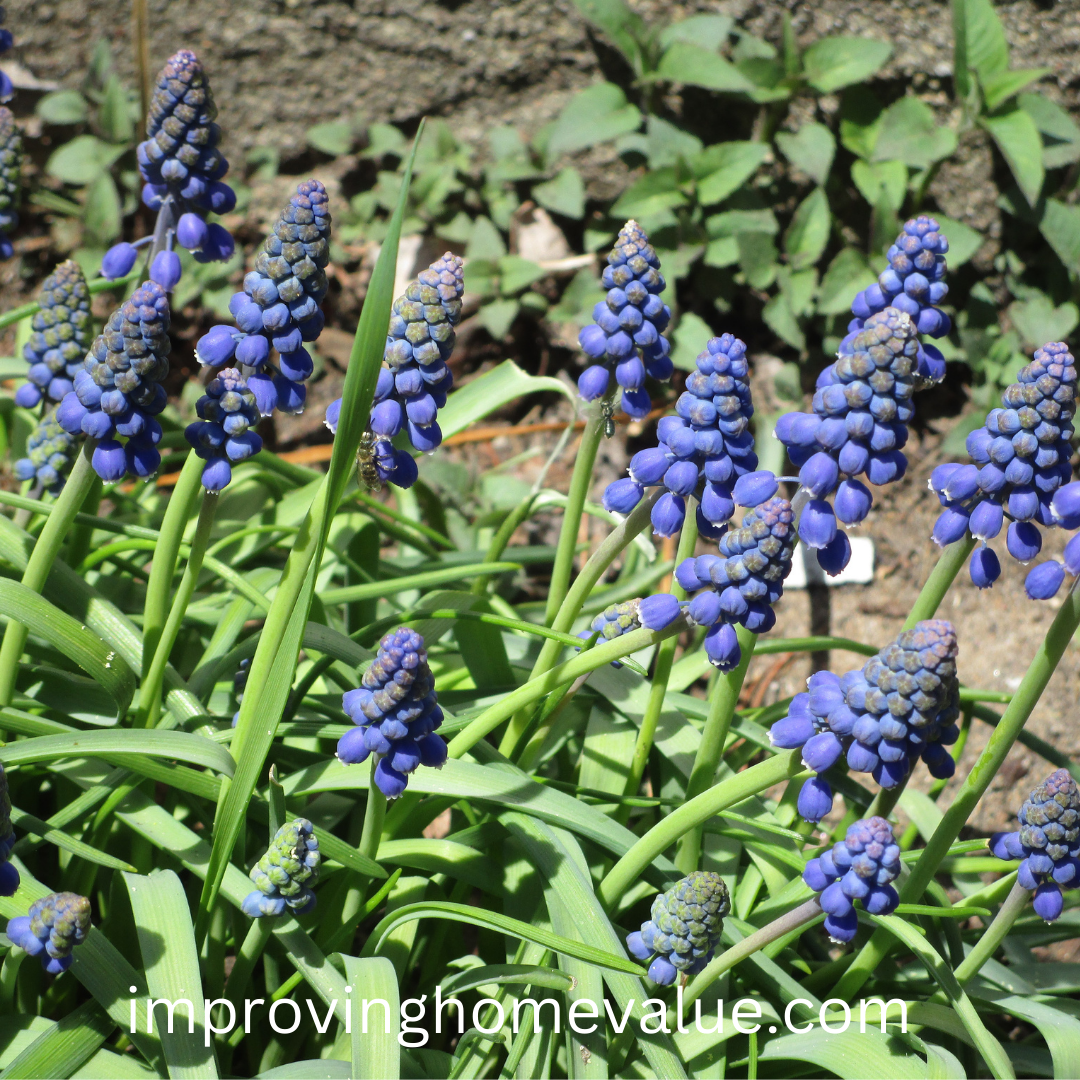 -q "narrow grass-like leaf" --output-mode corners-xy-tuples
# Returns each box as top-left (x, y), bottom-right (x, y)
(757, 1027), (930, 1079)
(1, 999), (114, 1080)
(255, 1064), (351, 1080)
(1, 730), (234, 776)
(319, 562), (520, 605)
(440, 964), (575, 996)
(342, 956), (400, 1080)
(9, 806), (136, 871)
